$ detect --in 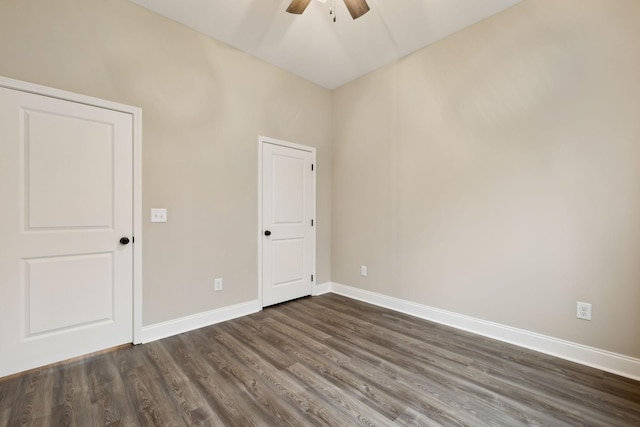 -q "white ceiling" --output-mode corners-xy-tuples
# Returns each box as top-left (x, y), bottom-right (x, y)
(129, 0), (523, 89)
